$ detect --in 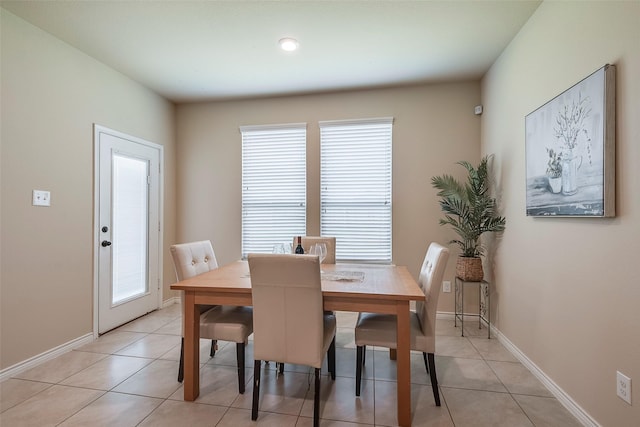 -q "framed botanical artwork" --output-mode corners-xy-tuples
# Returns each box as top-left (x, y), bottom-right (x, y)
(525, 64), (615, 217)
